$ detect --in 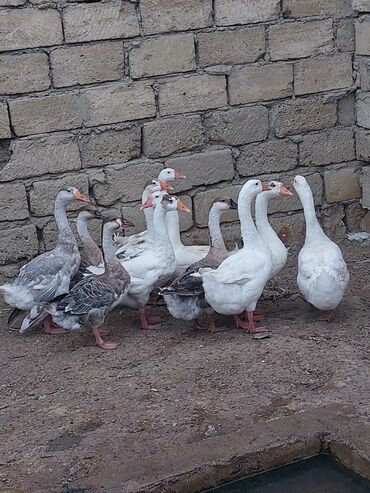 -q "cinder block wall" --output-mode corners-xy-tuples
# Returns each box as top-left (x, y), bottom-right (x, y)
(0, 0), (369, 280)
